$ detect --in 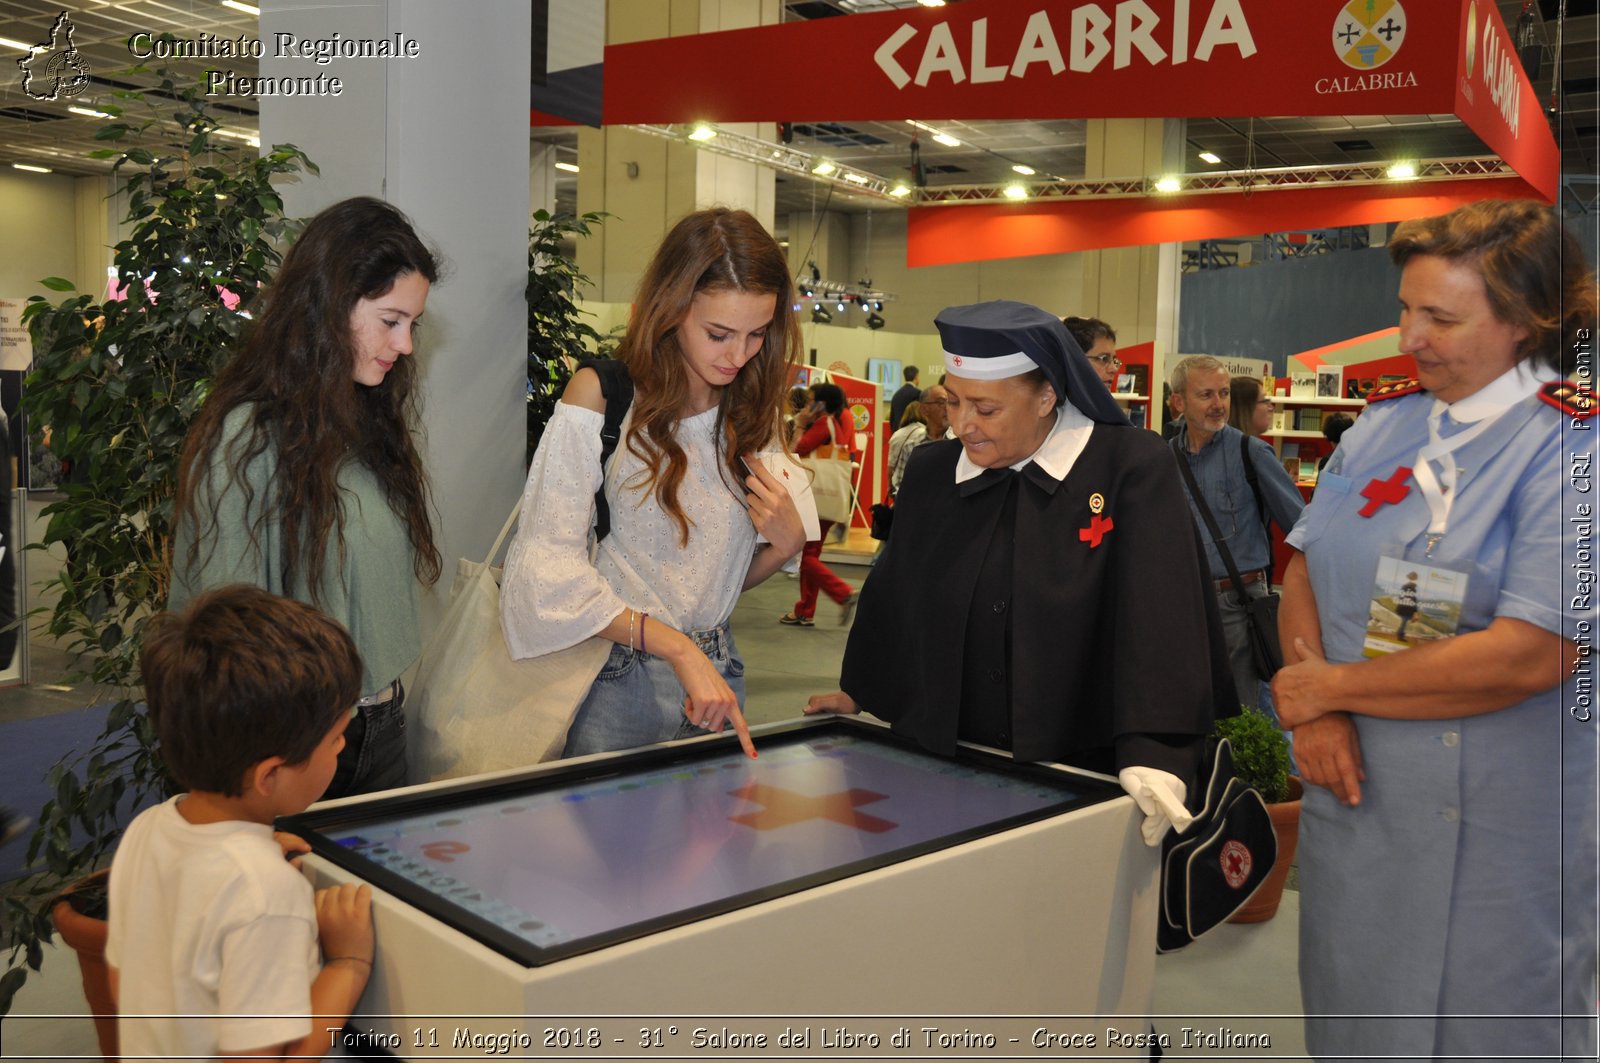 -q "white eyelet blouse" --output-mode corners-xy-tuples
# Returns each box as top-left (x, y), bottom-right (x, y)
(500, 401), (757, 659)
